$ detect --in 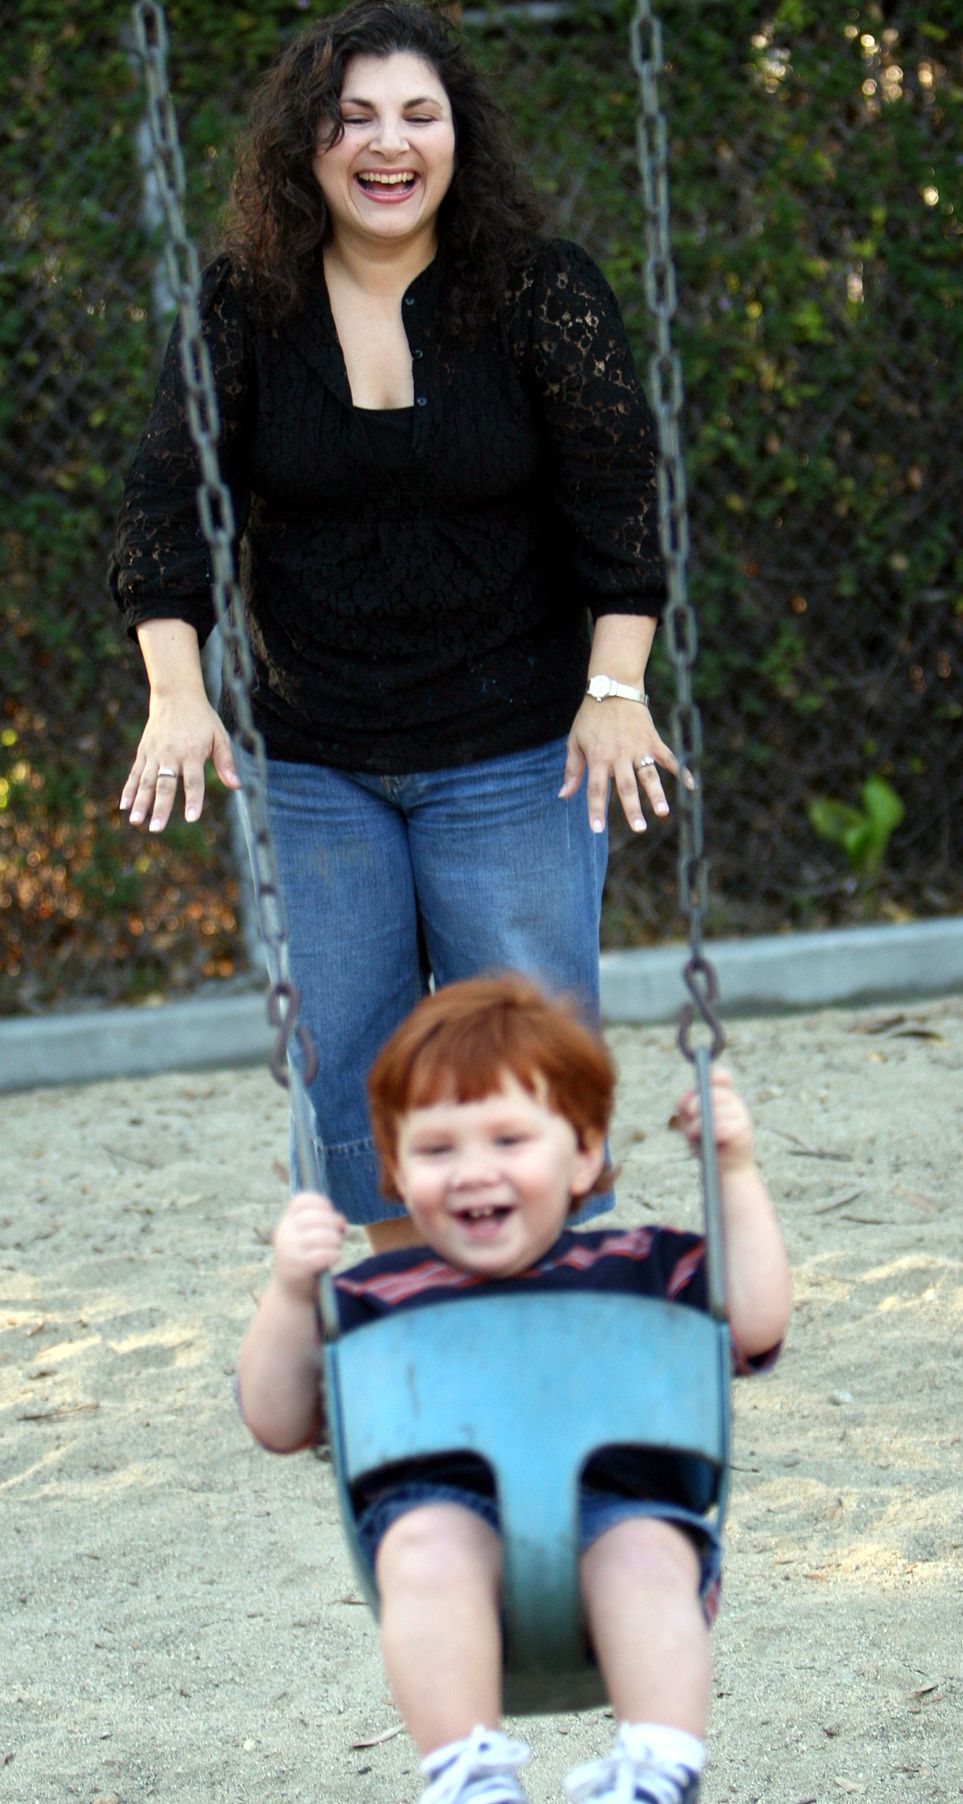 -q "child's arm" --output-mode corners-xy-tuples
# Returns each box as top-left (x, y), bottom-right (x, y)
(675, 1070), (791, 1359)
(236, 1190), (347, 1452)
